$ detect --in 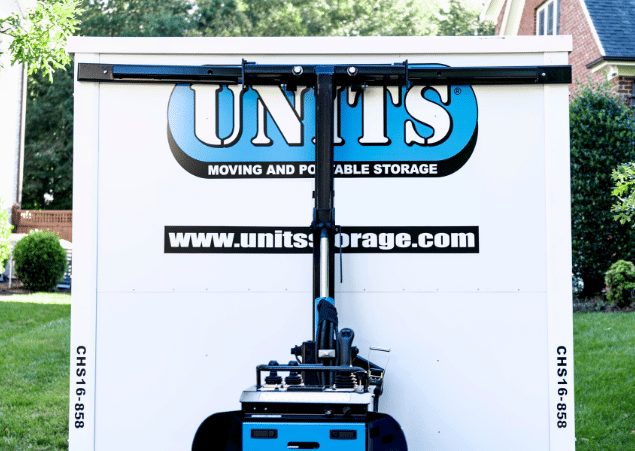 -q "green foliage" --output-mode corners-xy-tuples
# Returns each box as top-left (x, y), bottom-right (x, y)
(604, 260), (635, 307)
(191, 0), (438, 37)
(570, 80), (635, 296)
(436, 0), (495, 36)
(0, 0), (80, 81)
(13, 230), (67, 292)
(0, 198), (13, 274)
(79, 0), (195, 37)
(612, 162), (635, 223)
(310, 0), (437, 37)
